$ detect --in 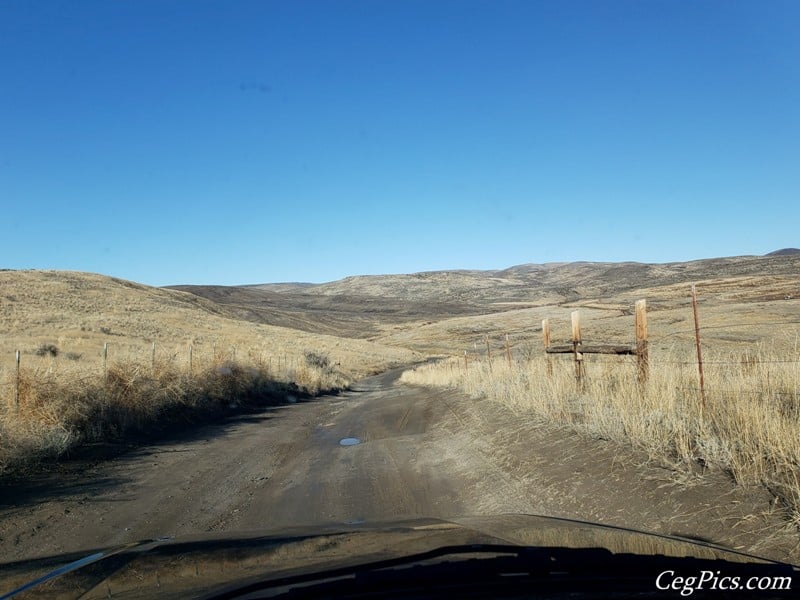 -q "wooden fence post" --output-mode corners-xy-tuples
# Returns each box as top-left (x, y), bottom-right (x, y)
(571, 310), (584, 383)
(15, 350), (20, 409)
(542, 319), (552, 377)
(544, 302), (645, 384)
(188, 345), (193, 375)
(102, 342), (108, 373)
(151, 341), (156, 372)
(505, 333), (512, 368)
(485, 335), (492, 370)
(691, 284), (706, 408)
(464, 350), (468, 370)
(635, 299), (648, 384)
